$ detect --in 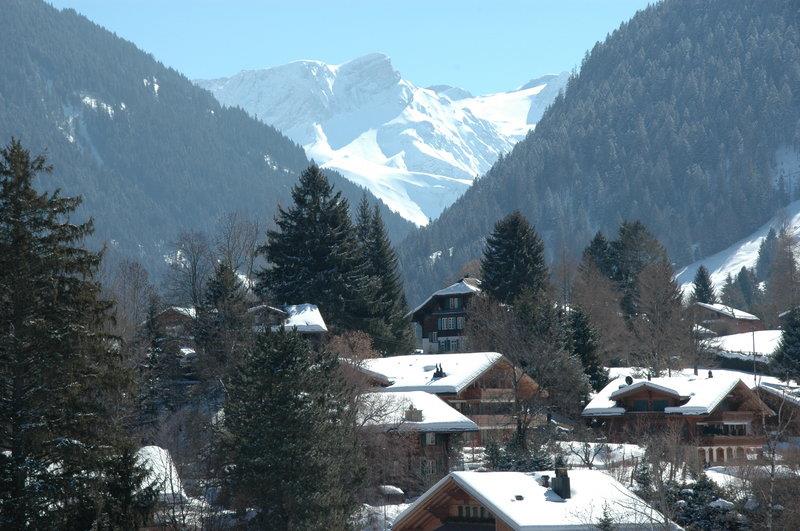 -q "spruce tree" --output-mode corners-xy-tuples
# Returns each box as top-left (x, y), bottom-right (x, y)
(756, 227), (778, 281)
(569, 307), (609, 391)
(257, 165), (370, 331)
(596, 503), (616, 531)
(222, 331), (362, 528)
(481, 211), (547, 304)
(610, 221), (668, 317)
(361, 205), (413, 354)
(690, 265), (717, 304)
(772, 307), (800, 382)
(0, 139), (149, 527)
(196, 260), (250, 376)
(583, 231), (614, 278)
